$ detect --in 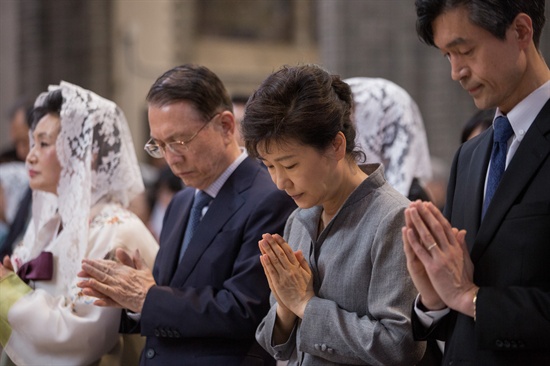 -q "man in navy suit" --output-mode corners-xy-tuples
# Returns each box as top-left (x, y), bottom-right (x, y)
(403, 1), (550, 365)
(78, 64), (296, 365)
